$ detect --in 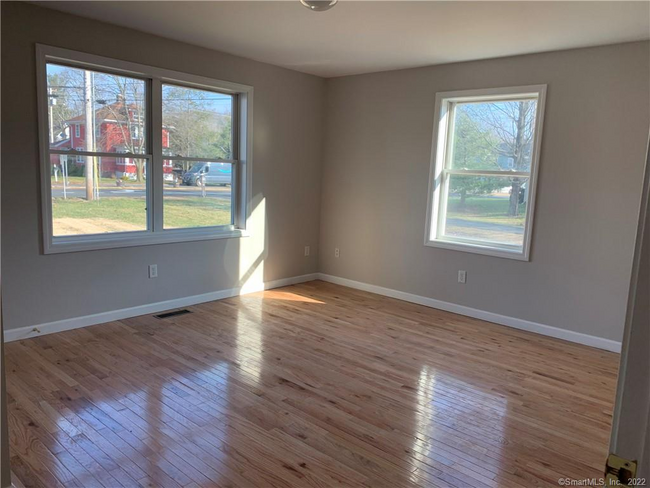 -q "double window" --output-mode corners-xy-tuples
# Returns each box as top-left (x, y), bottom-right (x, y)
(37, 45), (252, 253)
(425, 86), (546, 260)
